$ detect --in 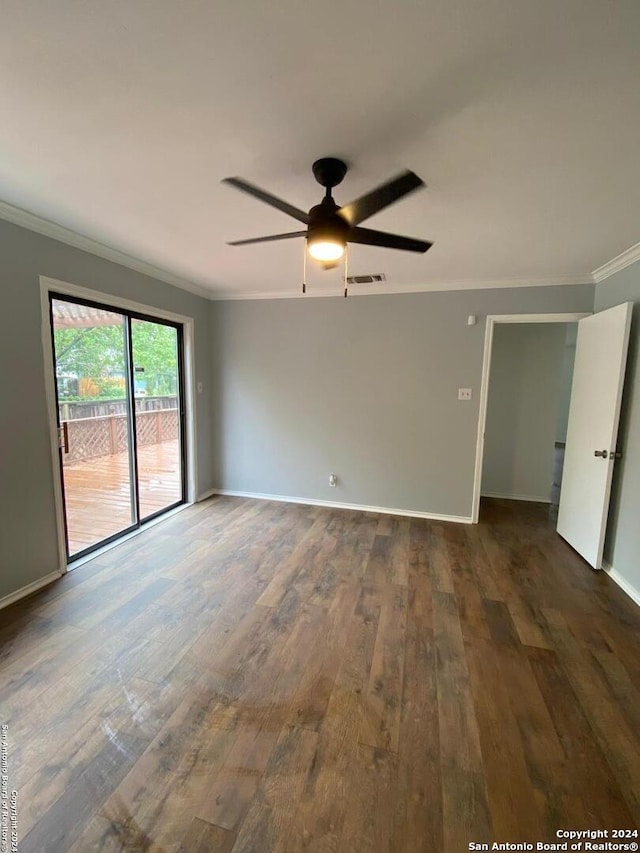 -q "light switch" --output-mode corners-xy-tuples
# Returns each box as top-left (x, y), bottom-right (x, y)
(197, 382), (203, 393)
(458, 388), (472, 401)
